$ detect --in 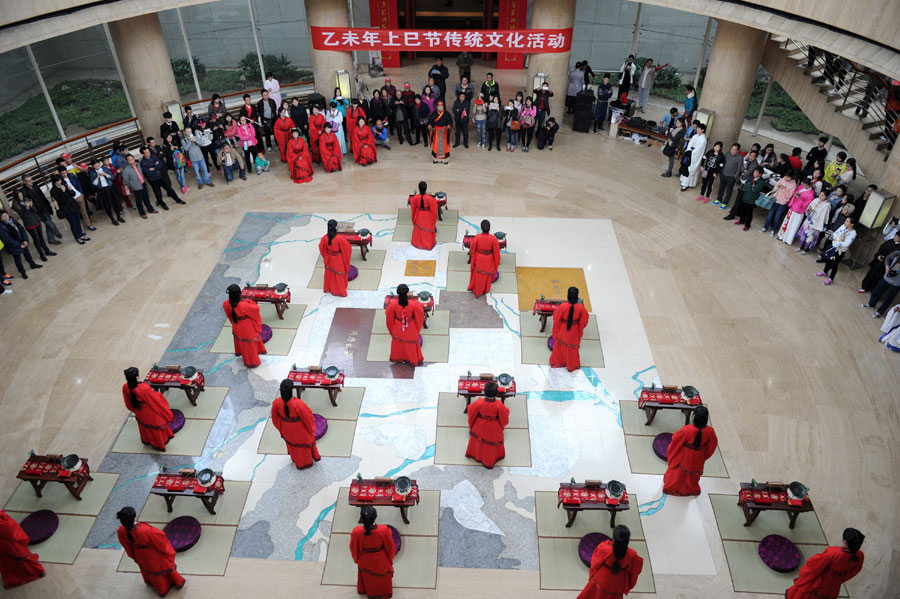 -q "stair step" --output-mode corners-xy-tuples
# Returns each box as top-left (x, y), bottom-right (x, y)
(862, 121), (882, 131)
(771, 35), (788, 43)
